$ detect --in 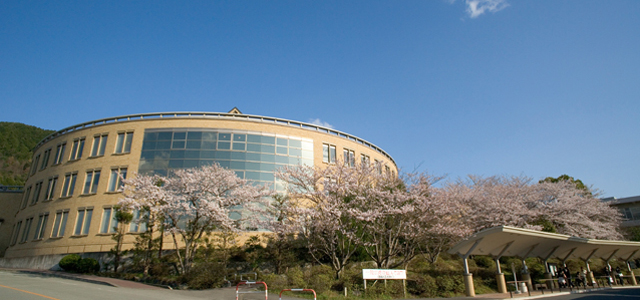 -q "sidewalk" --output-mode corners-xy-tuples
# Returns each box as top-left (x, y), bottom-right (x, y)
(1, 268), (167, 290)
